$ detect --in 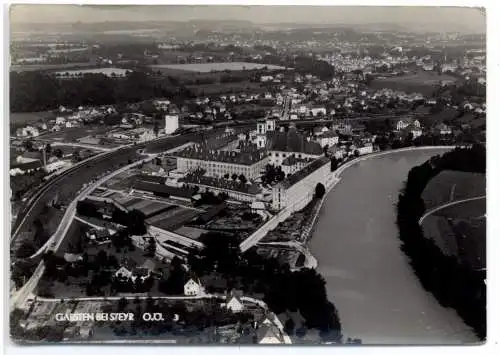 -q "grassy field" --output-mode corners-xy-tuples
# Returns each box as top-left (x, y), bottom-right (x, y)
(10, 62), (95, 73)
(370, 71), (460, 95)
(187, 82), (265, 96)
(38, 125), (114, 142)
(150, 62), (286, 73)
(421, 170), (486, 211)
